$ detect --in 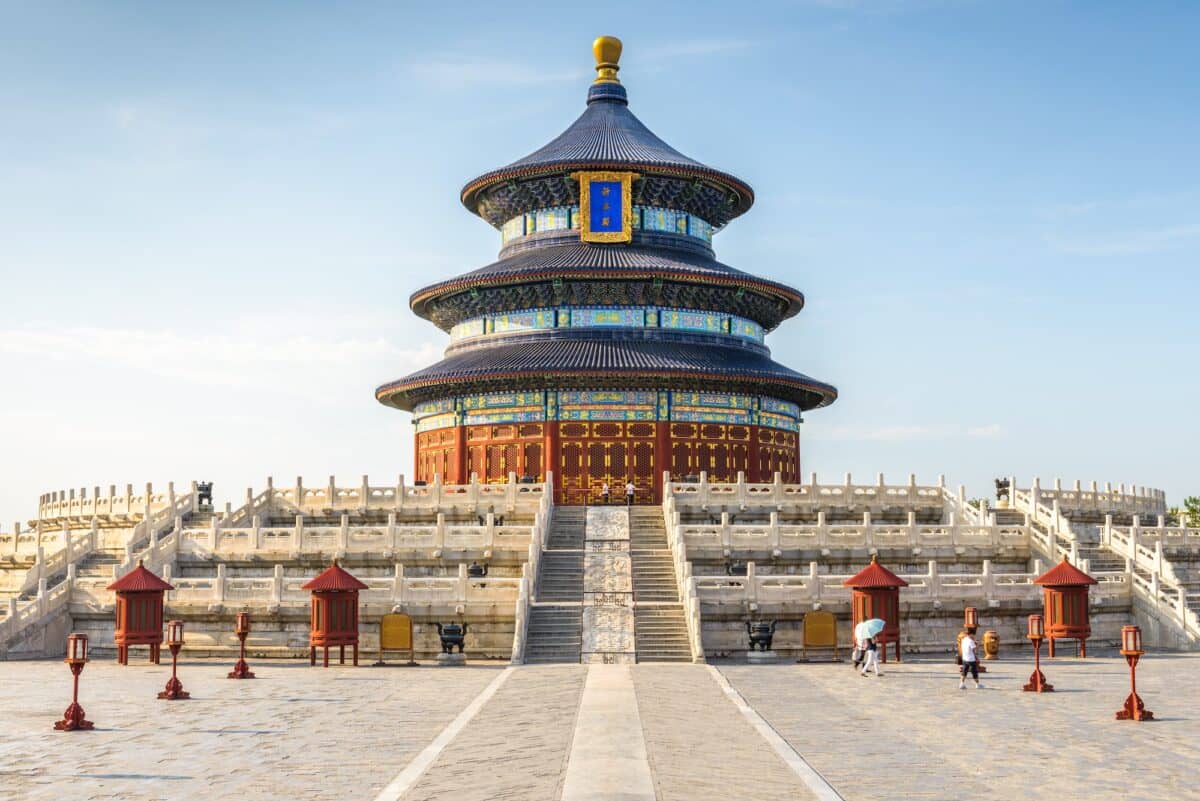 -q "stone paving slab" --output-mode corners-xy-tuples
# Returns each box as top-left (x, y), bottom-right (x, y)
(0, 659), (499, 801)
(399, 664), (587, 801)
(632, 664), (818, 801)
(721, 652), (1200, 801)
